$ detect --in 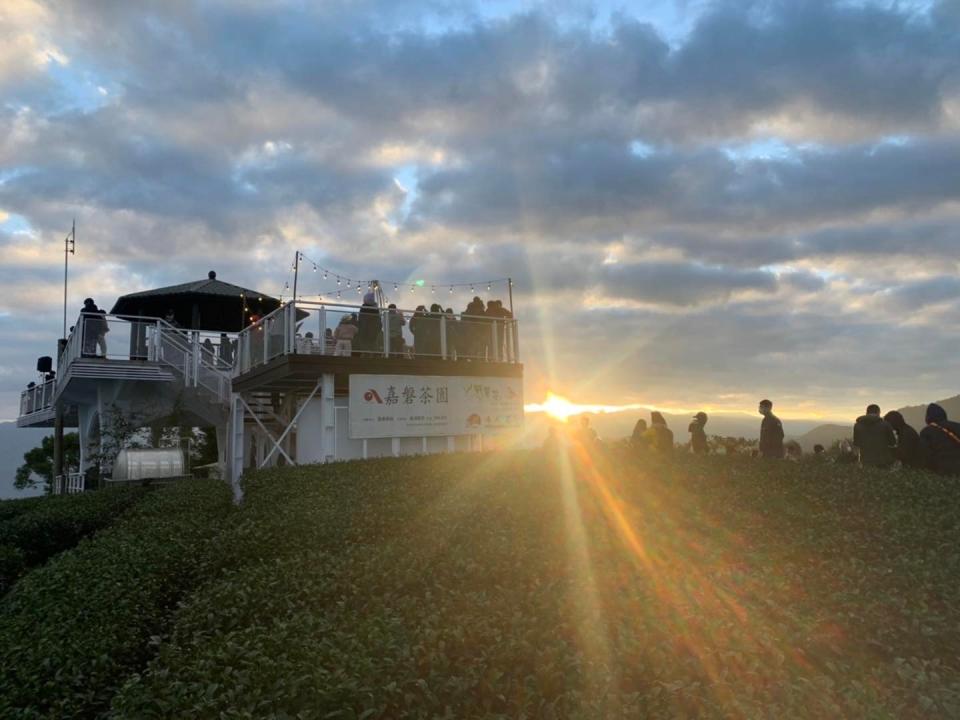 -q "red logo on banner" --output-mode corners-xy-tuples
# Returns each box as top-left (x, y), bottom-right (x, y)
(364, 389), (383, 403)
